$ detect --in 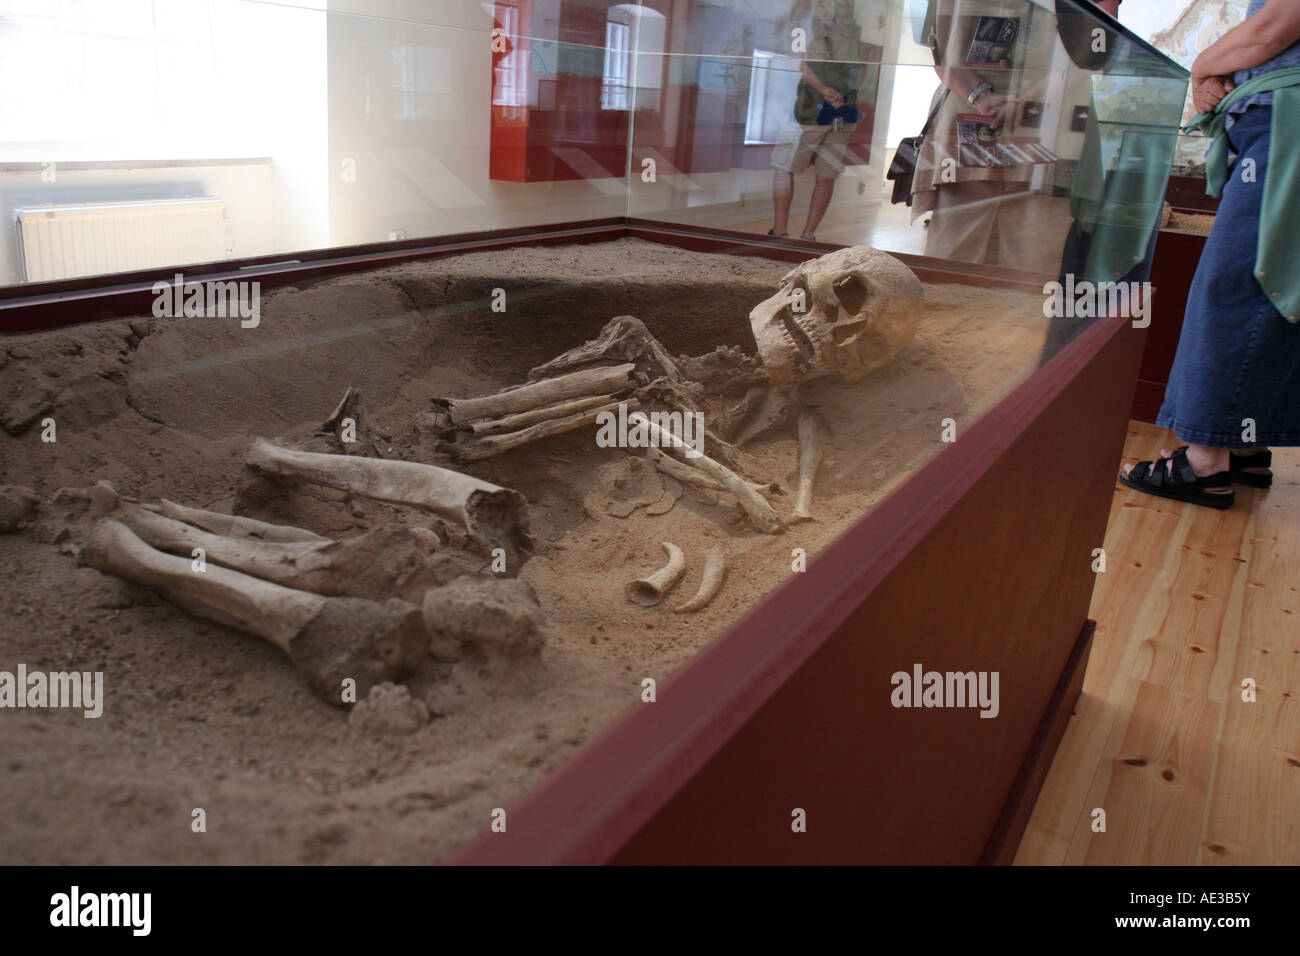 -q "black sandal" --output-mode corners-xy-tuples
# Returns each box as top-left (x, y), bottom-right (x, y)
(1230, 449), (1273, 487)
(1118, 446), (1235, 509)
